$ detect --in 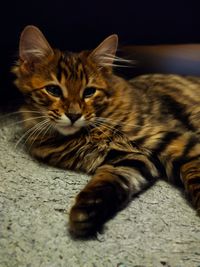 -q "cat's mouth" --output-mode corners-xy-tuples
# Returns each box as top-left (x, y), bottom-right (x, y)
(55, 124), (81, 136)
